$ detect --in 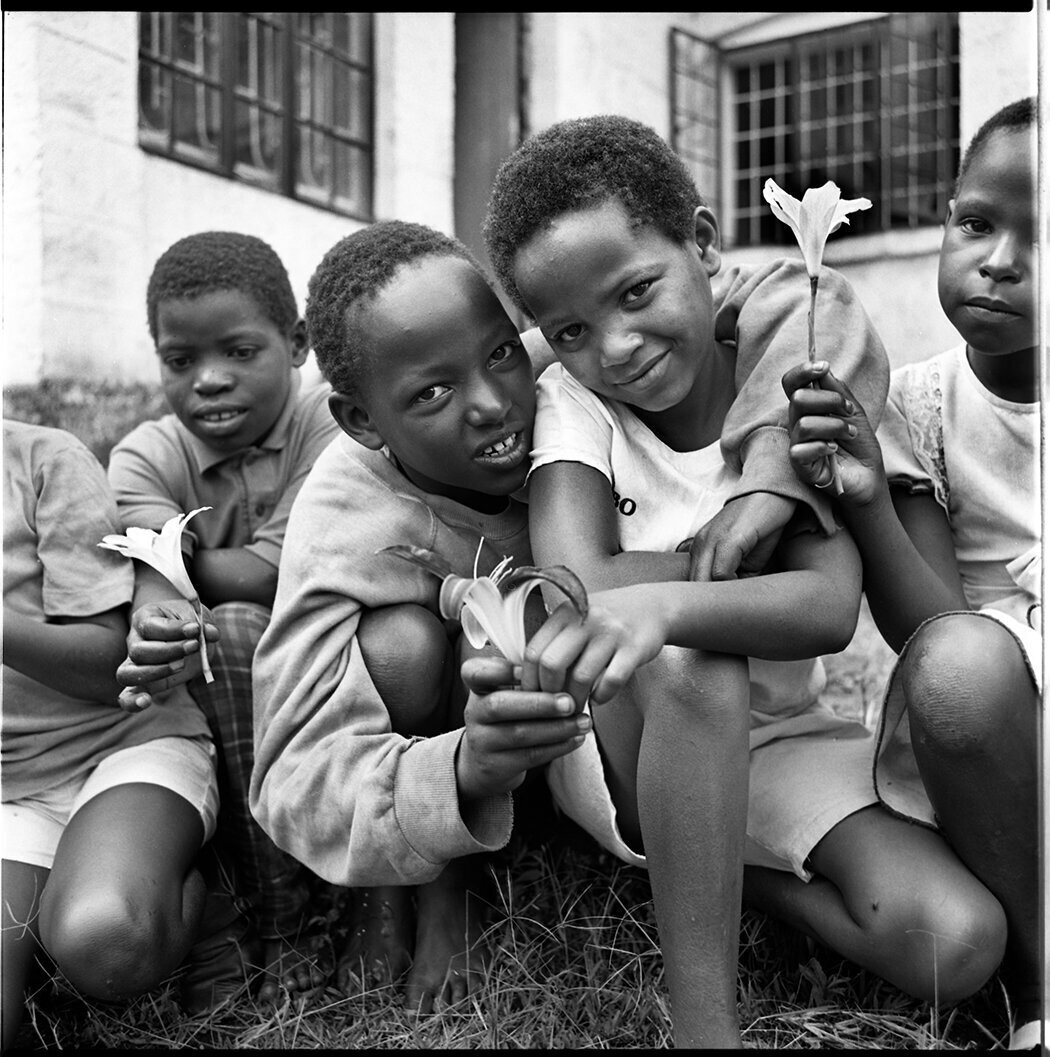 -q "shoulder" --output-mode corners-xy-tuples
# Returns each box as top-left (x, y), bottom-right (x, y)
(4, 419), (88, 466)
(110, 413), (187, 462)
(889, 345), (962, 403)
